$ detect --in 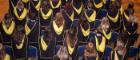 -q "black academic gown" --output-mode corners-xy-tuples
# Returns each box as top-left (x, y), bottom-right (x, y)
(49, 0), (62, 16)
(39, 7), (53, 26)
(123, 10), (139, 46)
(62, 6), (75, 29)
(30, 0), (41, 16)
(78, 22), (90, 44)
(72, 0), (83, 19)
(9, 0), (19, 13)
(51, 20), (65, 45)
(12, 1), (28, 26)
(94, 33), (106, 59)
(25, 17), (39, 45)
(39, 29), (56, 58)
(83, 9), (97, 30)
(65, 30), (78, 60)
(12, 35), (28, 60)
(107, 9), (121, 32)
(0, 19), (15, 45)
